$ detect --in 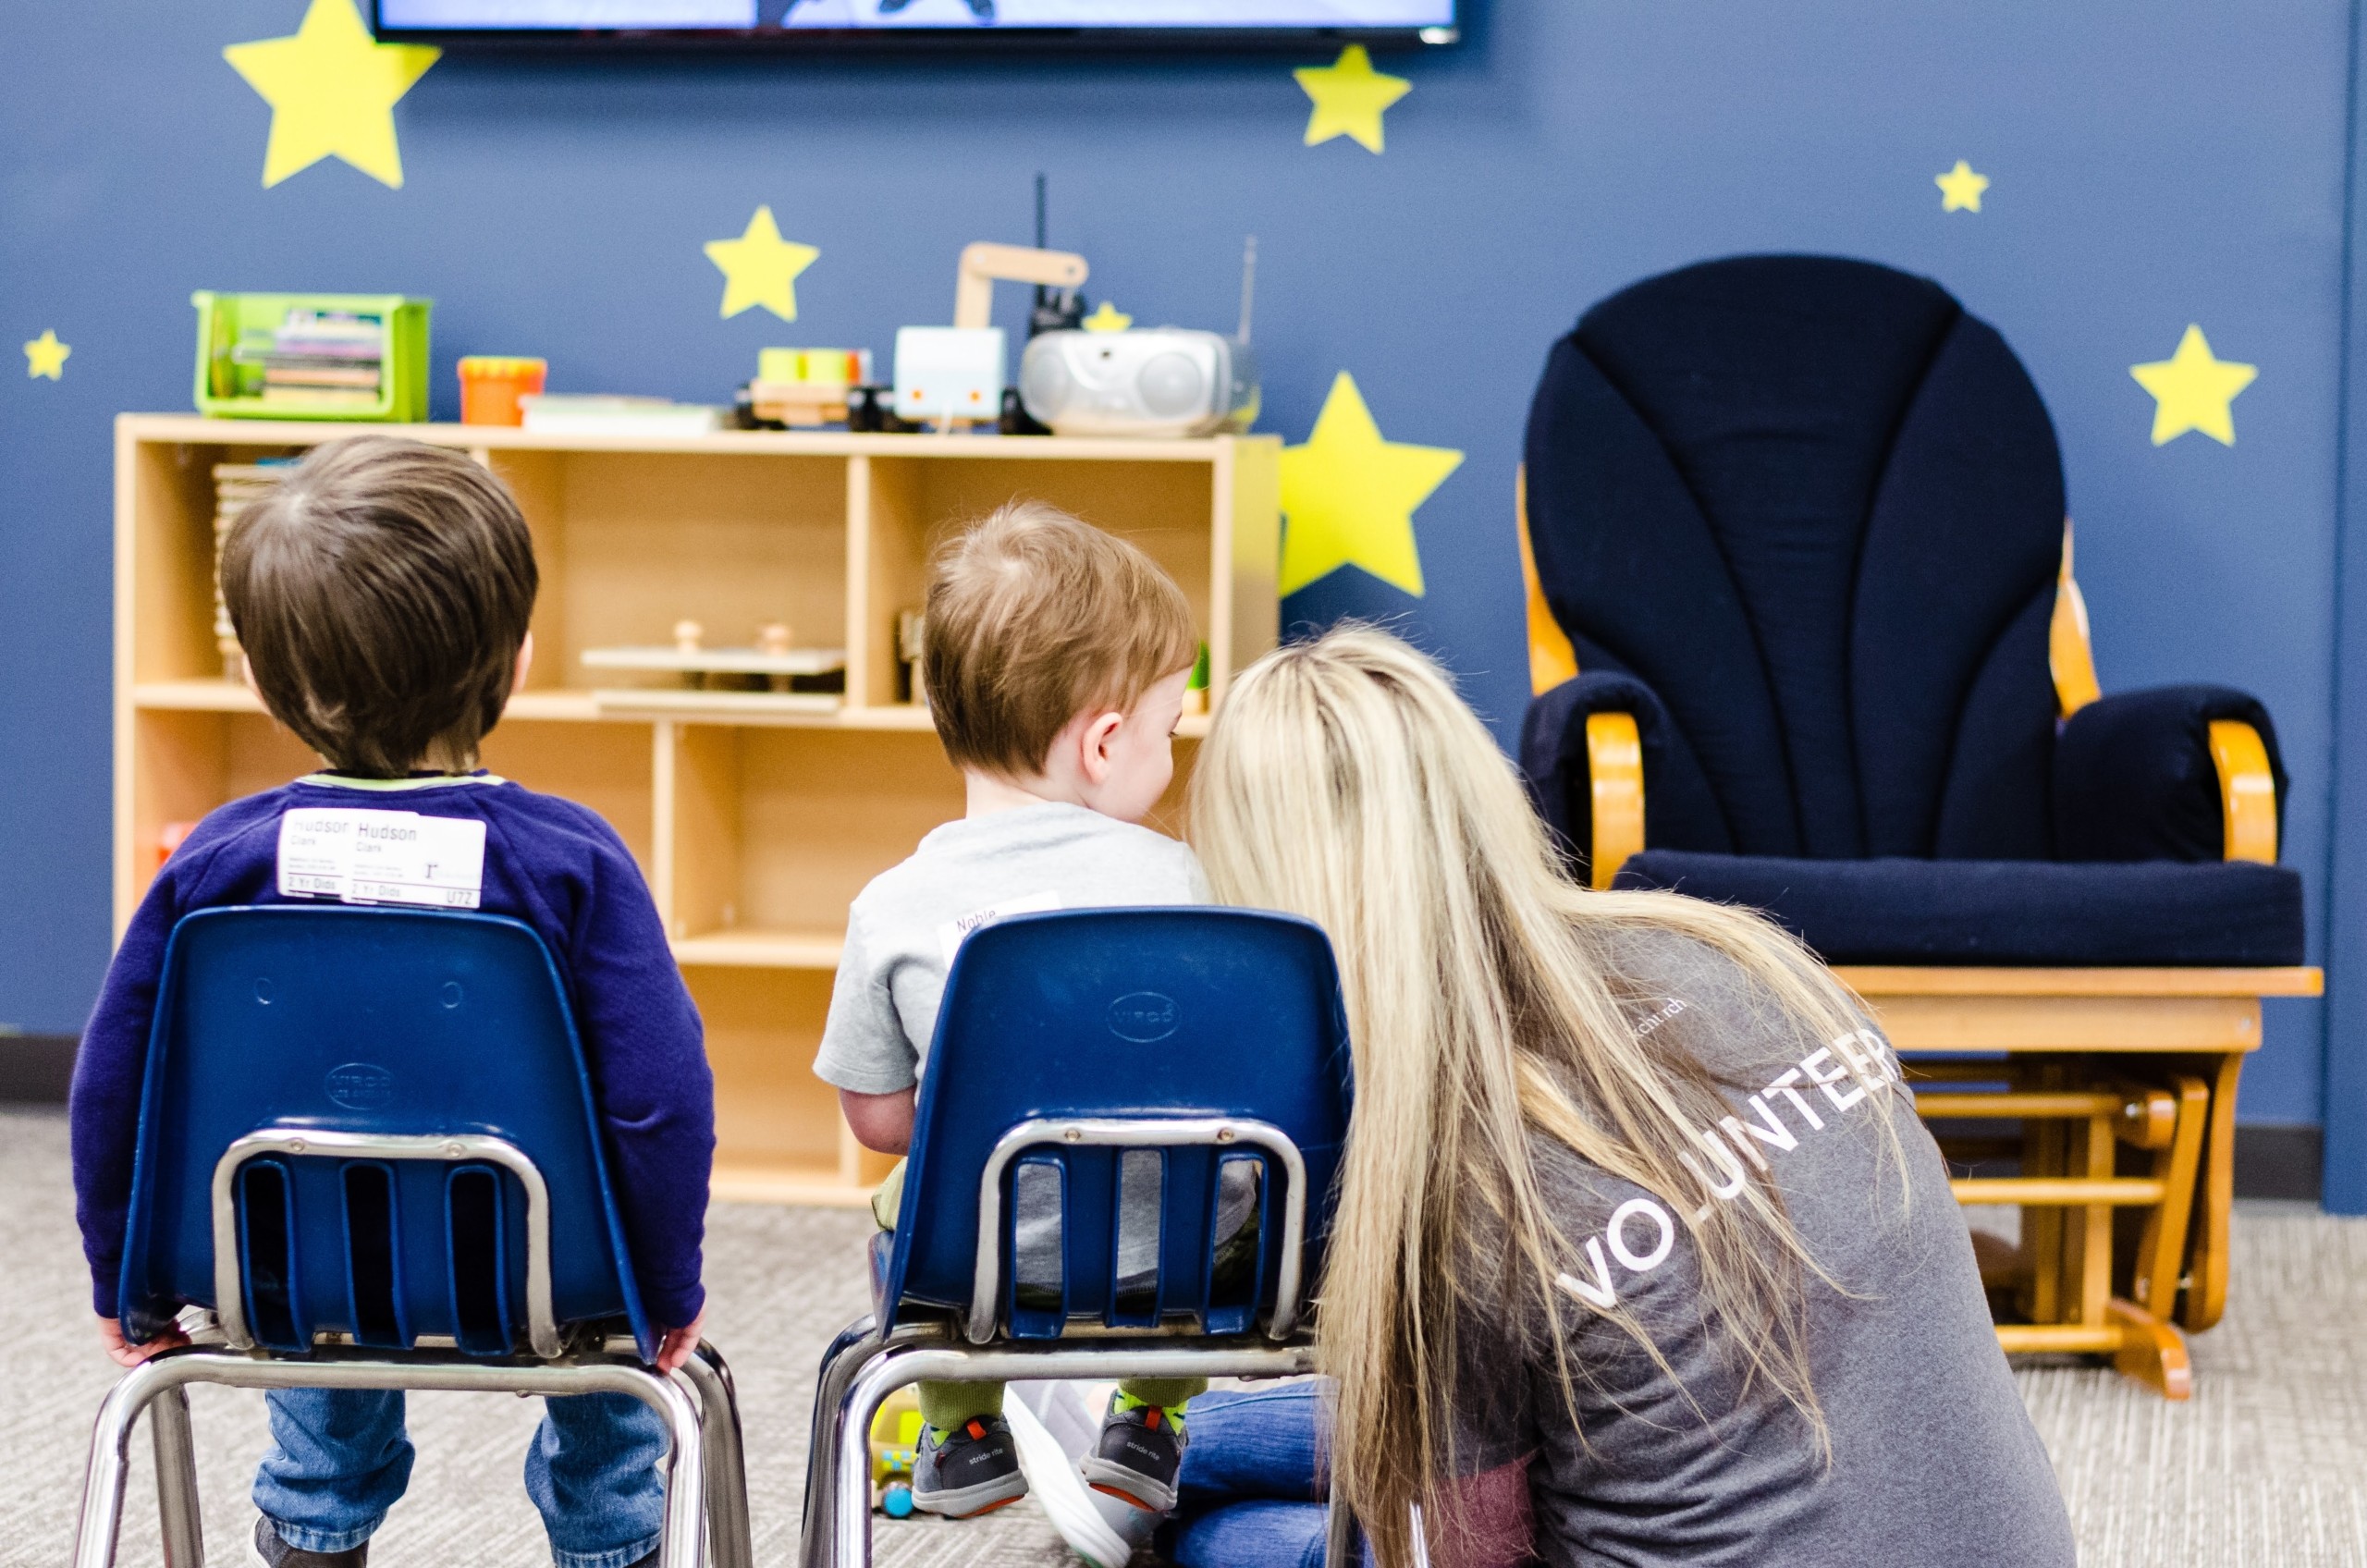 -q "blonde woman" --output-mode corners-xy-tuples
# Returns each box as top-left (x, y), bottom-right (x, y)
(1172, 627), (2073, 1568)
